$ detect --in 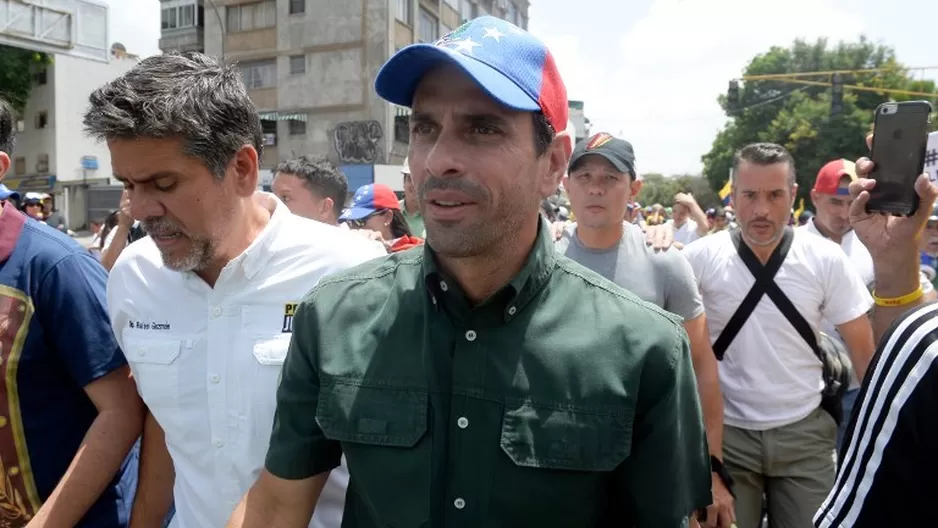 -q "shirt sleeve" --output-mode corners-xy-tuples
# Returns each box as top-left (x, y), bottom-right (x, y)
(821, 248), (874, 325)
(266, 298), (342, 479)
(620, 325), (712, 527)
(660, 251), (705, 321)
(35, 252), (126, 387)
